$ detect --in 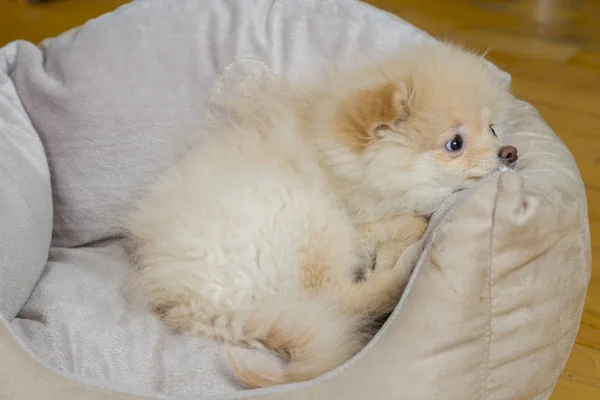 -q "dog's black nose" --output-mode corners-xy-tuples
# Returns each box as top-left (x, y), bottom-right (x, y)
(498, 145), (518, 164)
